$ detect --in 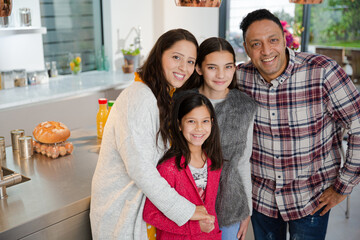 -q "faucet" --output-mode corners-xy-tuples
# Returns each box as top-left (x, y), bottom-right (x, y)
(0, 160), (22, 199)
(126, 26), (142, 52)
(124, 26), (143, 66)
